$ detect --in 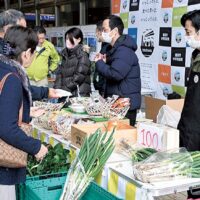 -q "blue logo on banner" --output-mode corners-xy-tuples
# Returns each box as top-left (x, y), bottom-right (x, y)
(128, 28), (138, 43)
